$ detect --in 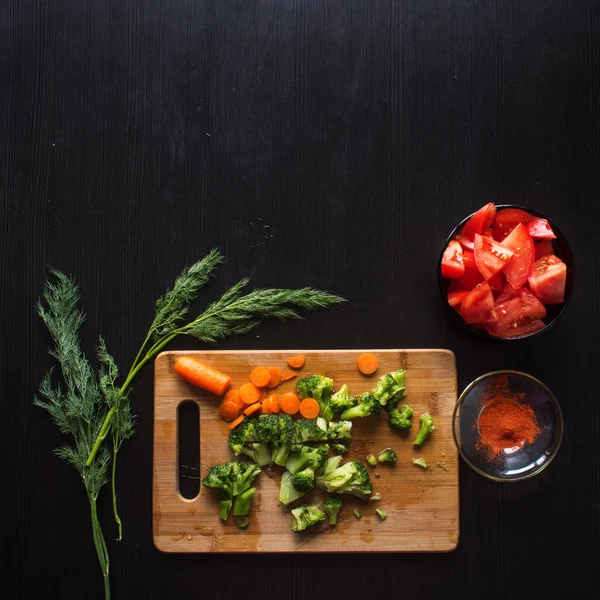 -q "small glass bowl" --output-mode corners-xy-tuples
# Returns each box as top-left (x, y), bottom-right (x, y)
(438, 204), (575, 340)
(452, 370), (563, 481)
